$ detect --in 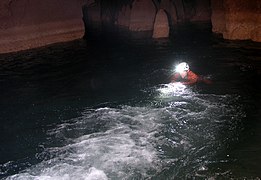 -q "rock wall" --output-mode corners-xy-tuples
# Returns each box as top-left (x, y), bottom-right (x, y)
(0, 0), (84, 54)
(129, 0), (156, 31)
(117, 5), (131, 28)
(176, 0), (211, 22)
(152, 9), (169, 38)
(2, 0), (259, 53)
(211, 0), (261, 42)
(173, 0), (185, 22)
(82, 0), (211, 32)
(190, 0), (211, 22)
(211, 0), (225, 33)
(160, 0), (178, 28)
(82, 2), (101, 32)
